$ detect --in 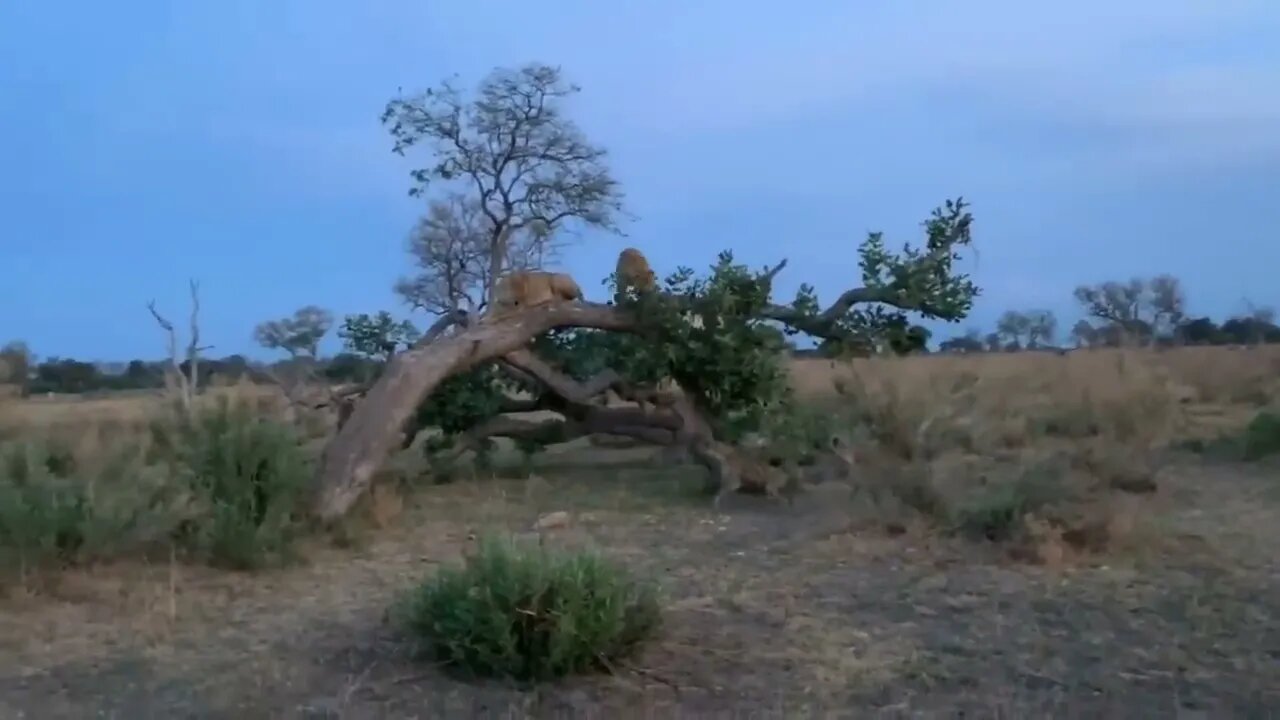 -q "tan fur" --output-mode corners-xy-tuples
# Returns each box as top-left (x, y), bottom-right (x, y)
(704, 440), (794, 510)
(615, 247), (657, 299)
(490, 270), (583, 316)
